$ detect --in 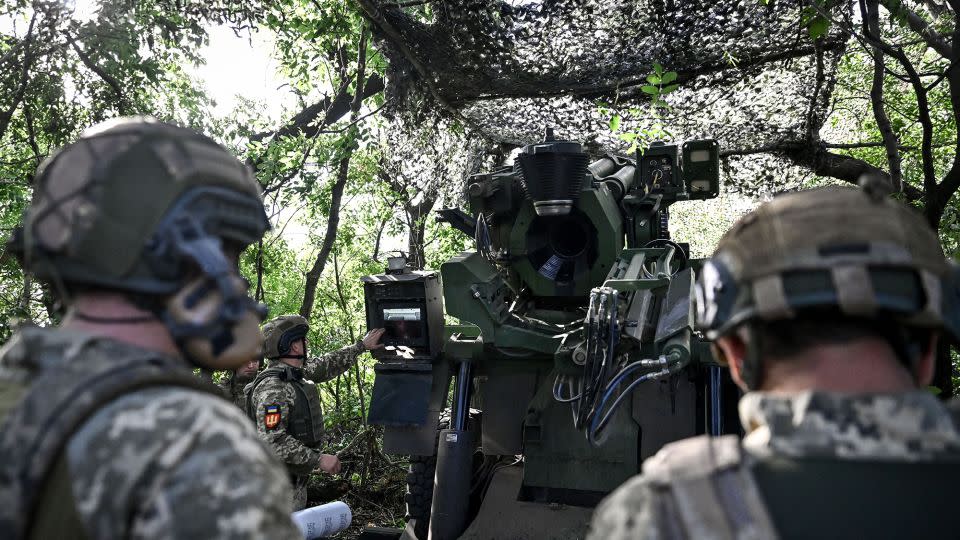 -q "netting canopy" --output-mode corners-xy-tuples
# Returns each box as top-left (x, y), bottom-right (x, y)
(362, 0), (847, 199)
